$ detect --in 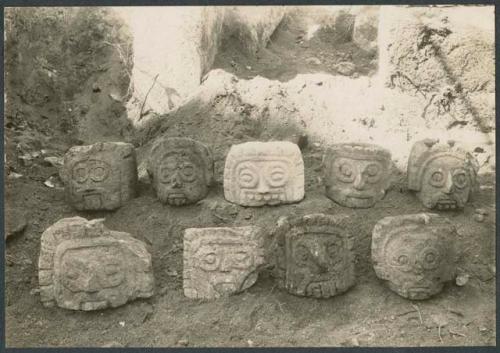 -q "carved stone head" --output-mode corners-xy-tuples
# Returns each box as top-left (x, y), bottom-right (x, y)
(323, 143), (392, 208)
(38, 217), (153, 310)
(147, 137), (213, 206)
(372, 213), (457, 300)
(61, 142), (137, 210)
(272, 214), (355, 298)
(224, 141), (304, 206)
(183, 226), (265, 300)
(408, 139), (479, 210)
